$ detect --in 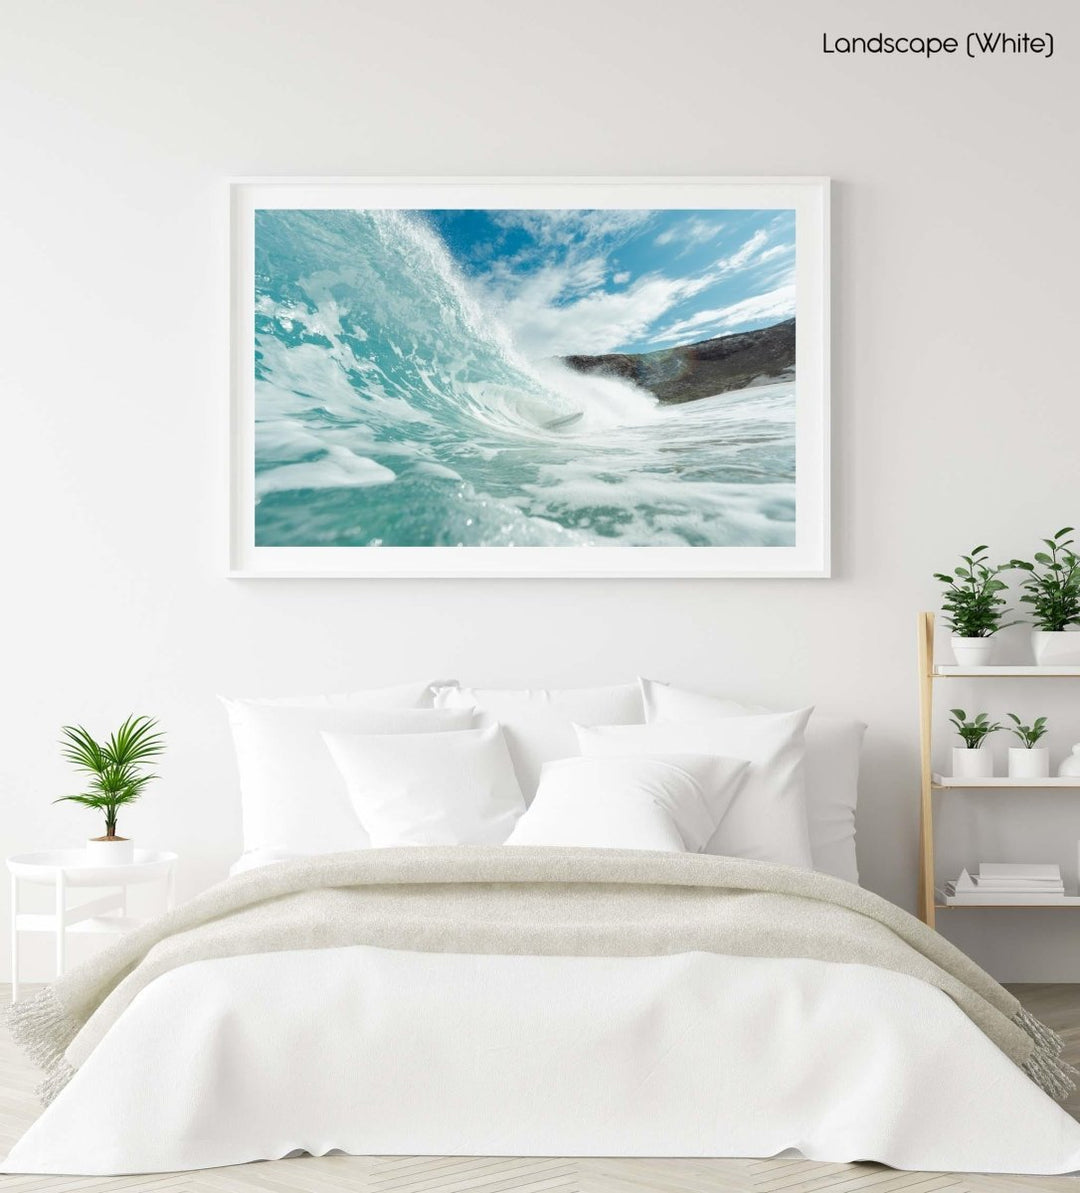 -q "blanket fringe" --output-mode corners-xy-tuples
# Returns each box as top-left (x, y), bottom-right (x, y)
(7, 987), (79, 1106)
(1015, 1006), (1078, 1101)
